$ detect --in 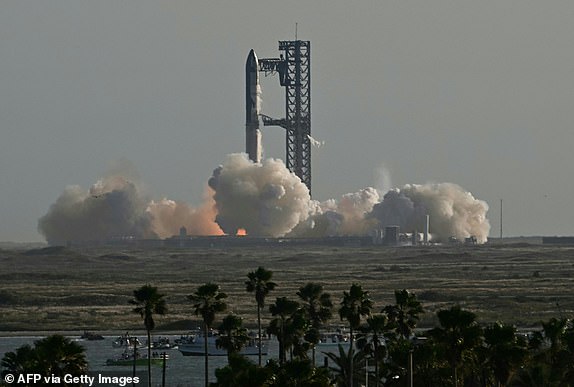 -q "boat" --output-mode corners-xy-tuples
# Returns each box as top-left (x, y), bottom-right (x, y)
(148, 336), (176, 350)
(106, 349), (168, 366)
(177, 331), (266, 357)
(317, 330), (350, 347)
(112, 333), (141, 348)
(80, 331), (104, 341)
